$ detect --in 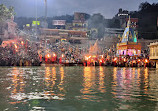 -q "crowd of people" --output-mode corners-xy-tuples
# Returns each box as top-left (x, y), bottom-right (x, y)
(0, 38), (154, 67)
(0, 39), (41, 66)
